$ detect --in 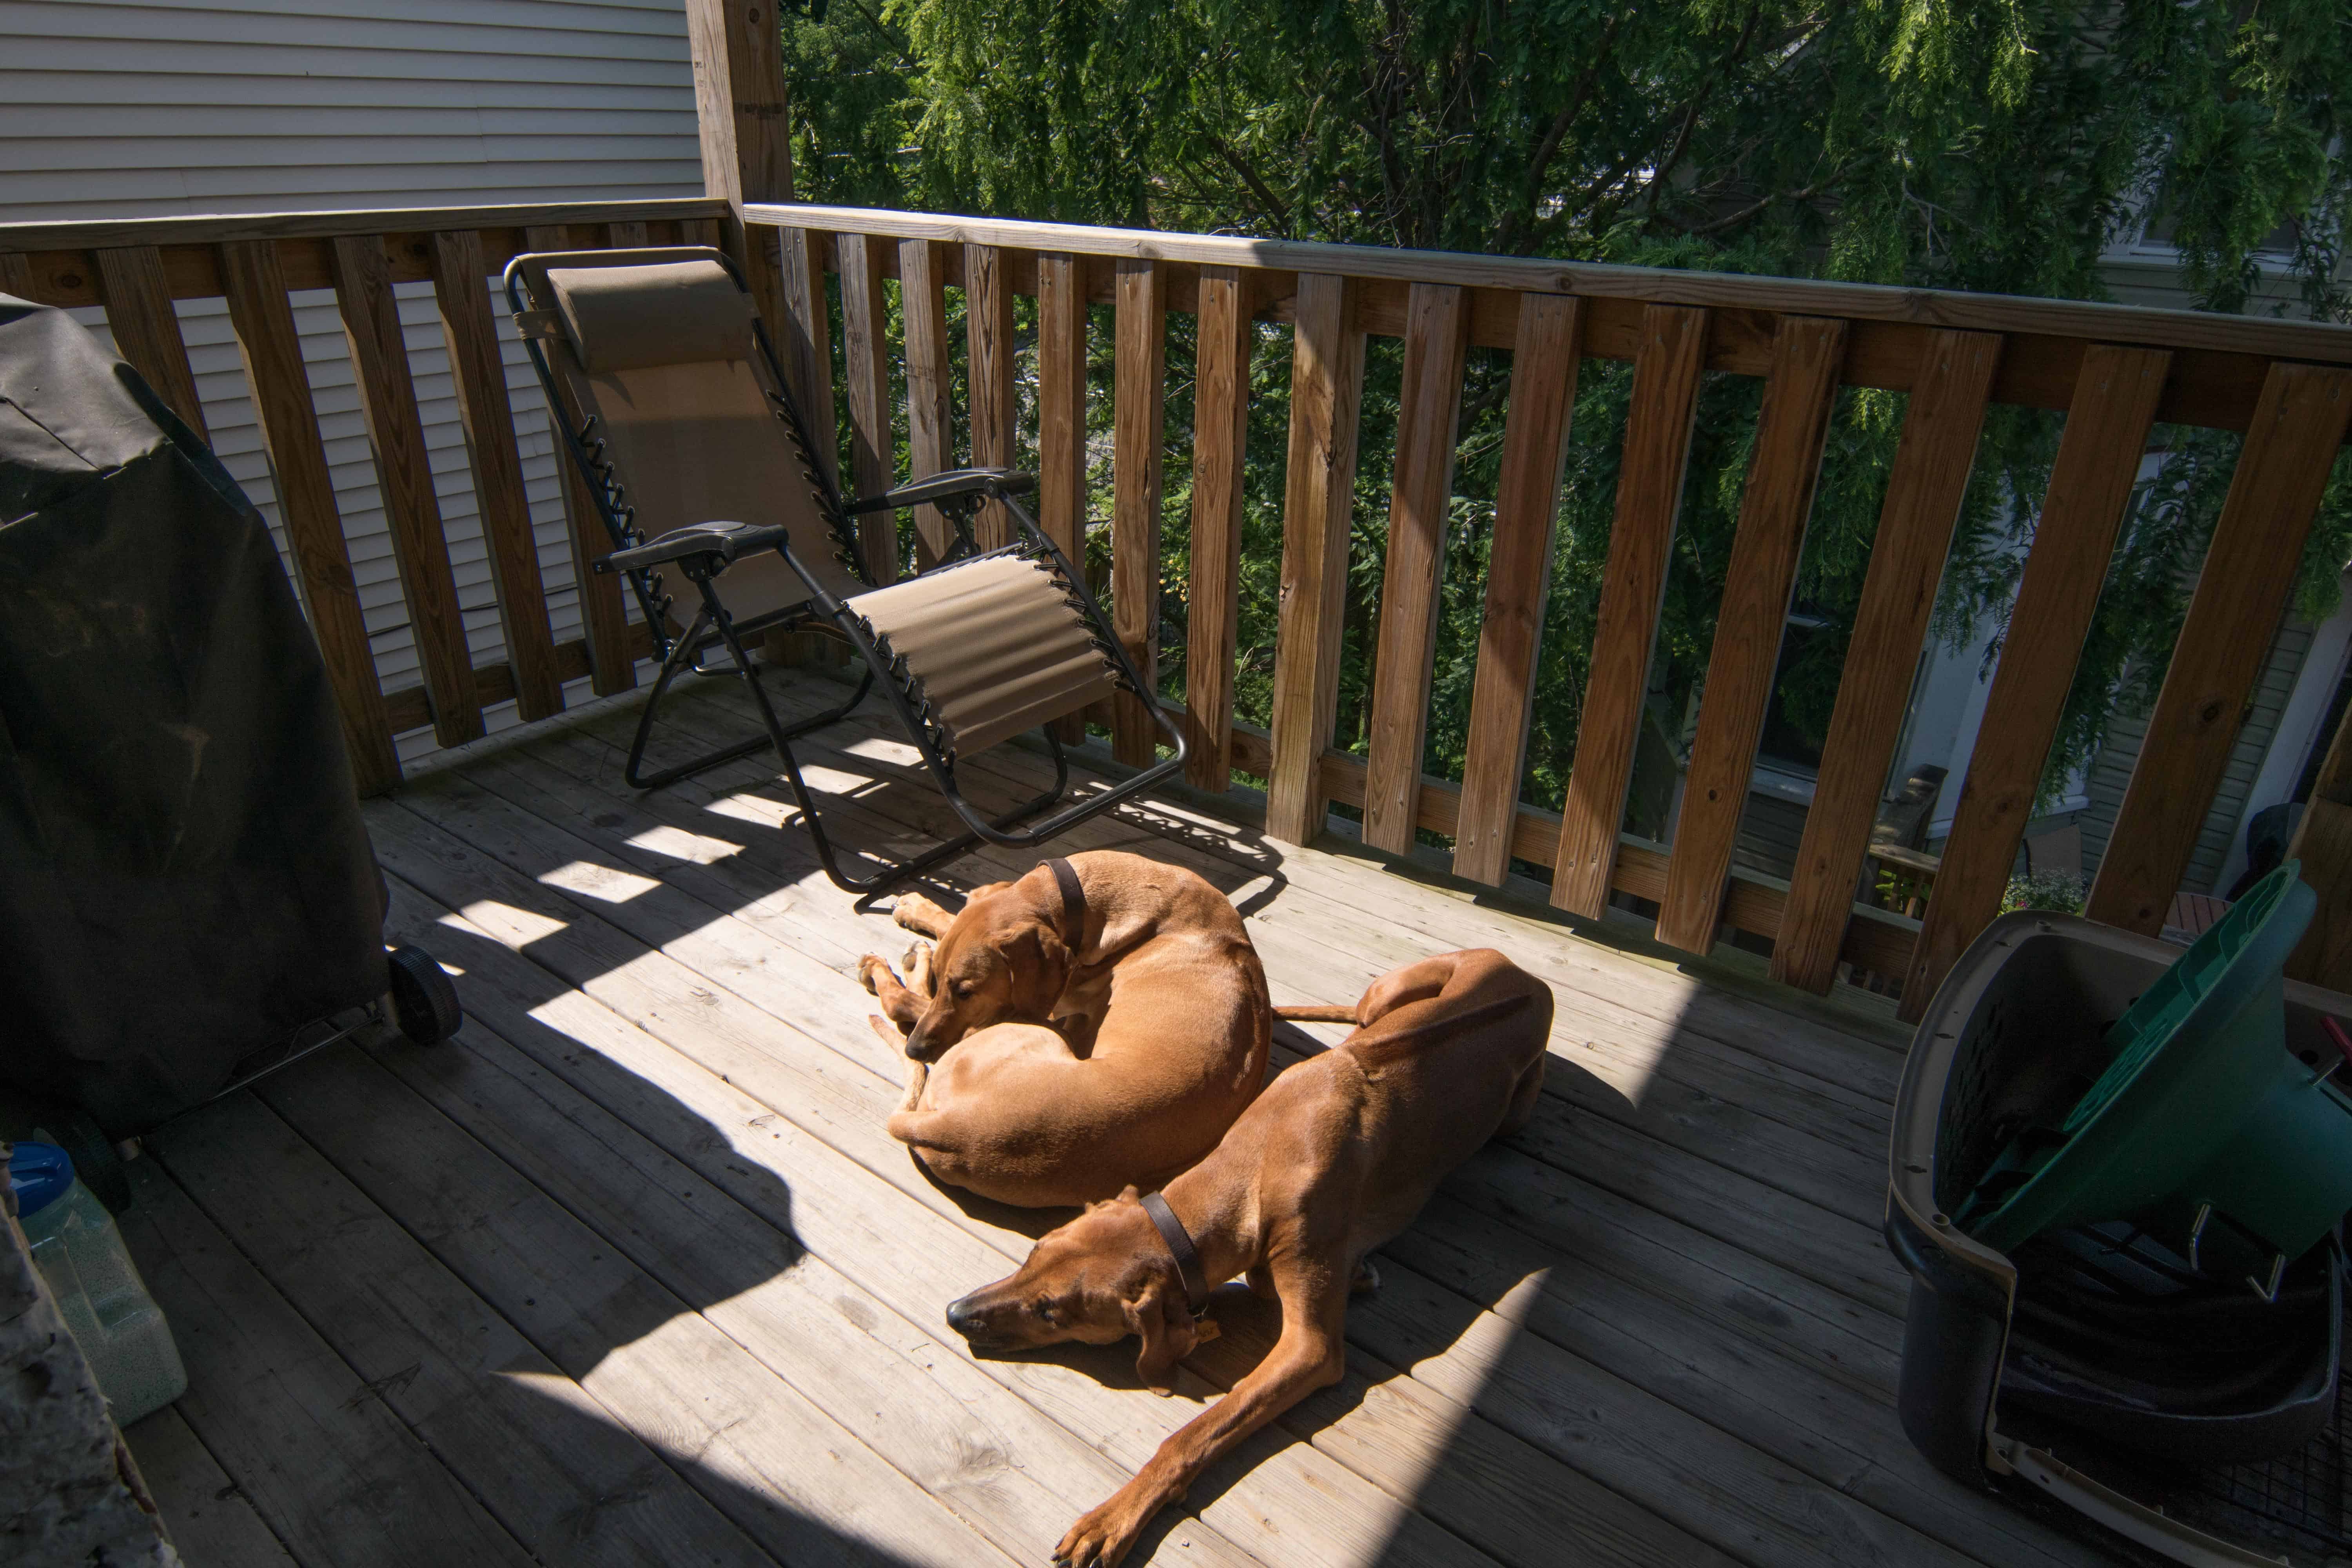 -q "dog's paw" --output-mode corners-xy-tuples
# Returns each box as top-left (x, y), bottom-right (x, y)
(856, 953), (894, 996)
(1053, 1494), (1151, 1568)
(891, 891), (952, 936)
(902, 940), (935, 996)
